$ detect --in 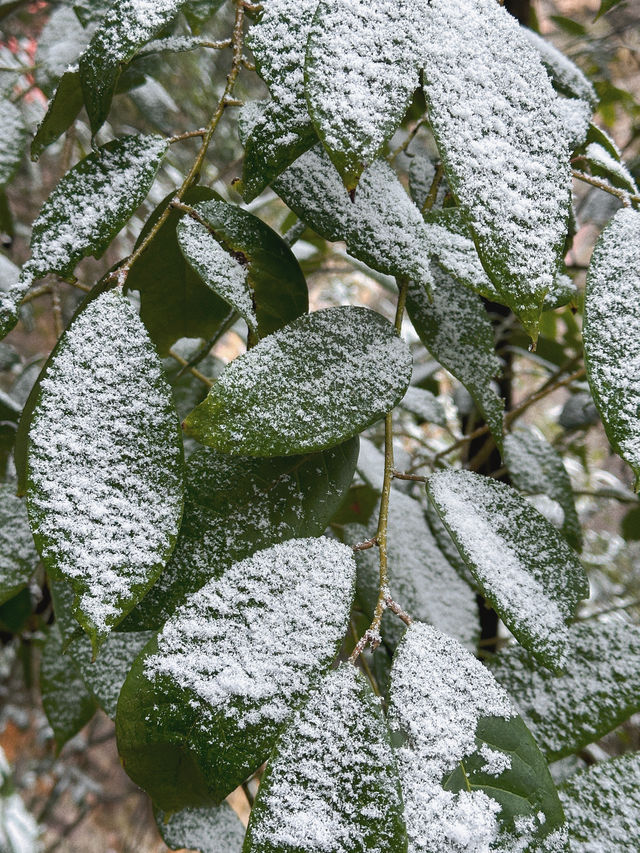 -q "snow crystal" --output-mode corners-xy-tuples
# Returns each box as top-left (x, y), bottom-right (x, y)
(479, 744), (512, 777)
(0, 484), (39, 603)
(584, 142), (639, 195)
(556, 97), (592, 151)
(27, 289), (183, 639)
(158, 803), (245, 853)
(521, 28), (597, 108)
